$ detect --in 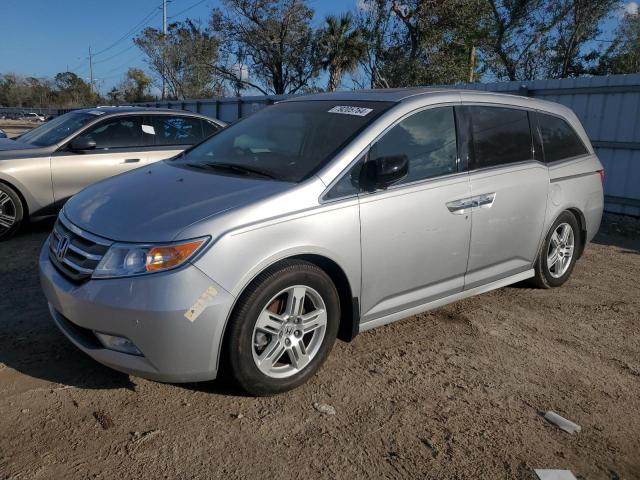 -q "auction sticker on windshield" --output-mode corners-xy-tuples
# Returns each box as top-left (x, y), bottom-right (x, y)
(328, 106), (373, 116)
